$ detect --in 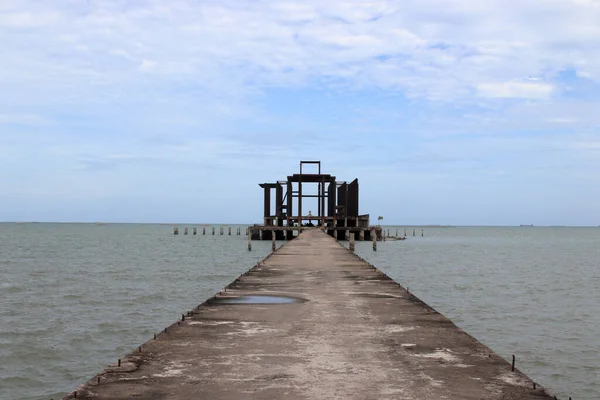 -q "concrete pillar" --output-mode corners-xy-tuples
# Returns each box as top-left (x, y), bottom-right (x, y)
(345, 229), (349, 241)
(372, 230), (377, 251)
(174, 227), (179, 235)
(349, 233), (355, 252)
(272, 233), (276, 252)
(359, 229), (365, 241)
(212, 227), (215, 235)
(193, 227), (197, 235)
(184, 227), (188, 235)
